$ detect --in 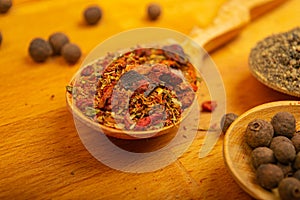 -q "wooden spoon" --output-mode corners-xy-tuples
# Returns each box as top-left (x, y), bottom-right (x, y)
(191, 0), (288, 52)
(223, 101), (300, 200)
